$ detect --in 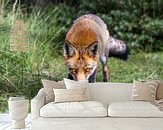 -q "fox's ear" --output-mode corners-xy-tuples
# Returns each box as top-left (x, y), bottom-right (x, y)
(86, 42), (98, 57)
(64, 42), (76, 57)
